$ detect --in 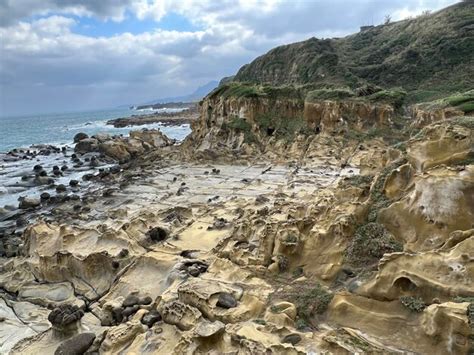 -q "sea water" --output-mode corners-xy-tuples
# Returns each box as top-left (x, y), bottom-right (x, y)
(0, 108), (192, 209)
(0, 107), (191, 152)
